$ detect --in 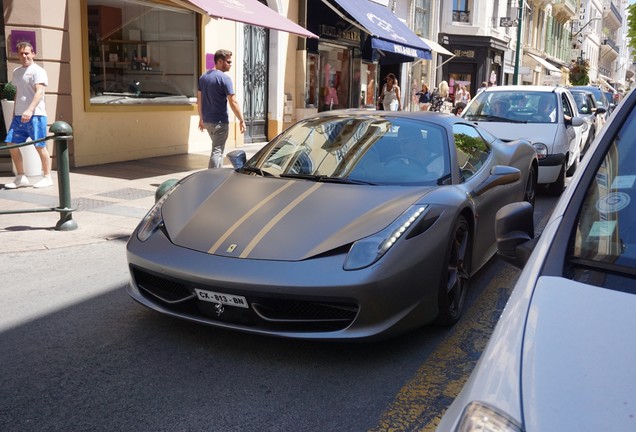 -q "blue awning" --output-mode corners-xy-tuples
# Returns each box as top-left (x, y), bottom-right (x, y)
(324, 0), (432, 61)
